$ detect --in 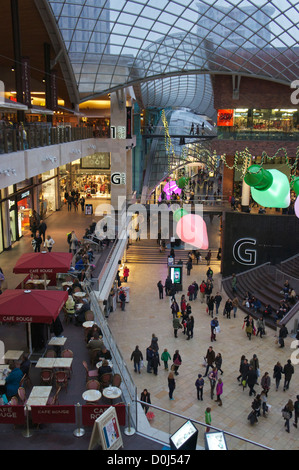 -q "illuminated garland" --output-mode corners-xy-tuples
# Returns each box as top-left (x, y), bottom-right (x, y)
(161, 109), (299, 184)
